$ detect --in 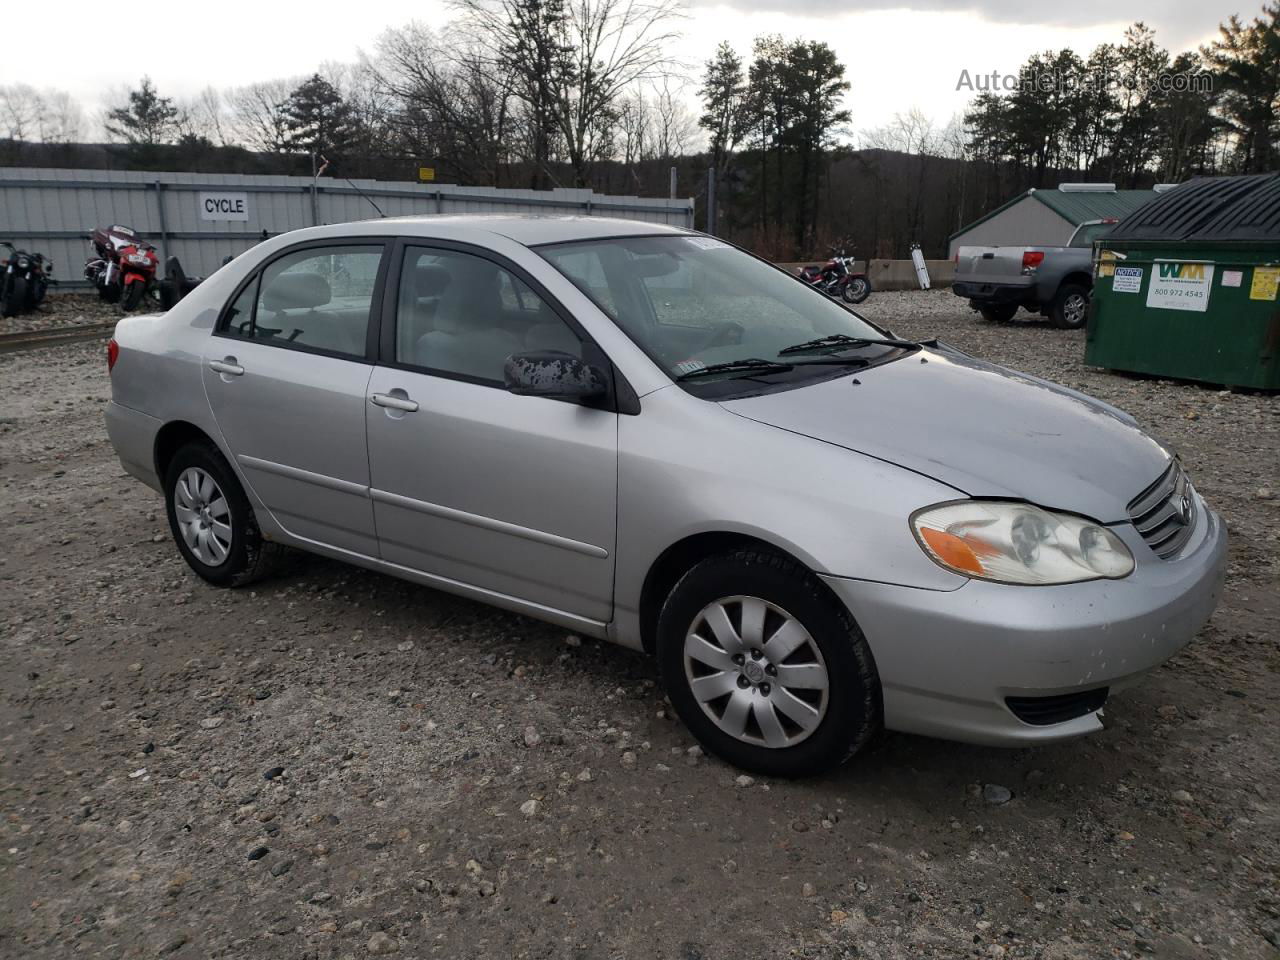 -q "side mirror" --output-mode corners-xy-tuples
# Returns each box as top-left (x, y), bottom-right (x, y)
(504, 351), (607, 401)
